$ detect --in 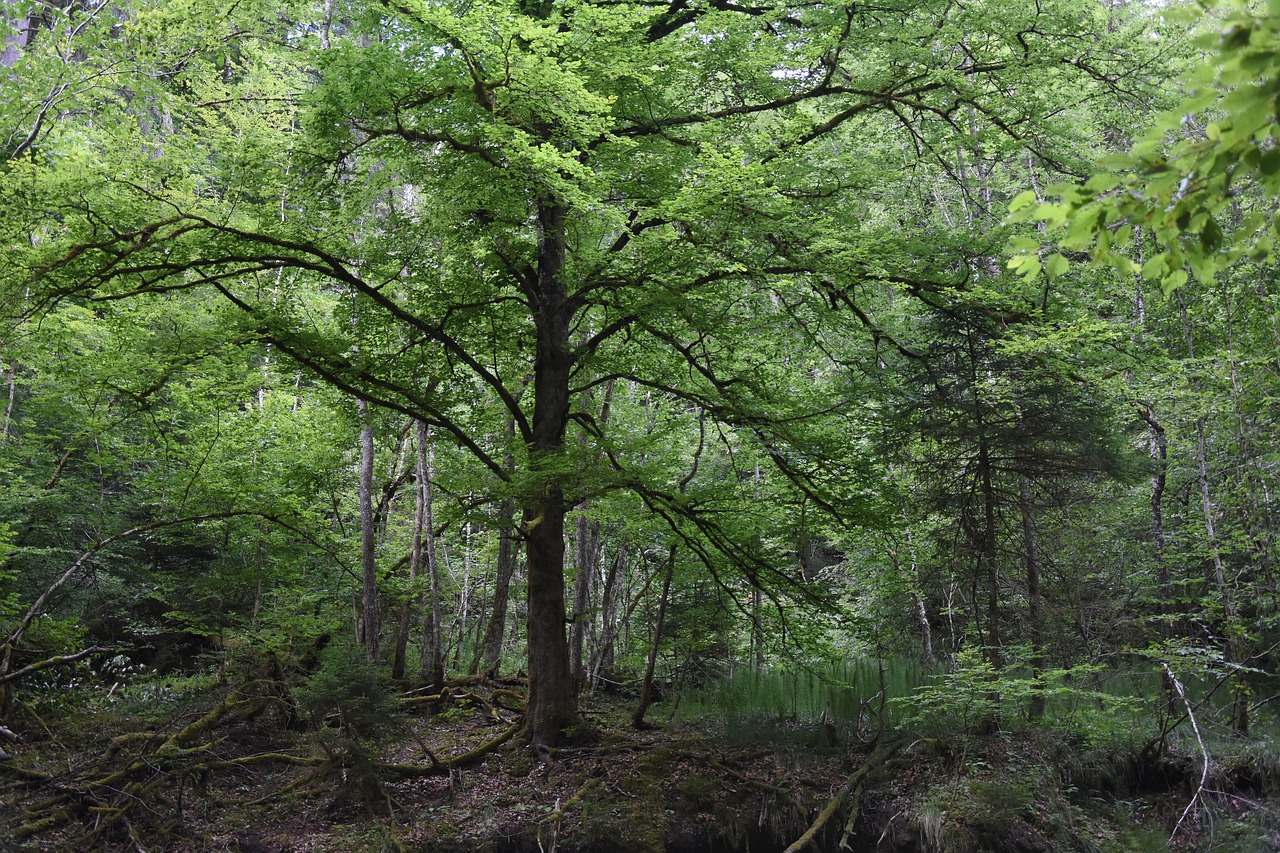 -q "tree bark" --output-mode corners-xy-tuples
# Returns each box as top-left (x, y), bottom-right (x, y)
(569, 511), (601, 694)
(453, 518), (473, 669)
(473, 411), (521, 675)
(392, 423), (429, 680)
(1, 356), (15, 445)
(887, 528), (935, 666)
(978, 440), (1001, 668)
(568, 378), (613, 692)
(588, 545), (626, 691)
(1138, 404), (1172, 627)
(1180, 294), (1246, 733)
(475, 497), (519, 675)
(522, 200), (578, 745)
